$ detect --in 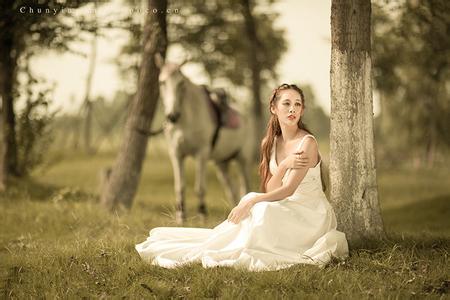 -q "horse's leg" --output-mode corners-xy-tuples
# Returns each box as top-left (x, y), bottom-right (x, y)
(195, 152), (208, 221)
(168, 150), (186, 224)
(236, 156), (251, 197)
(215, 162), (238, 205)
